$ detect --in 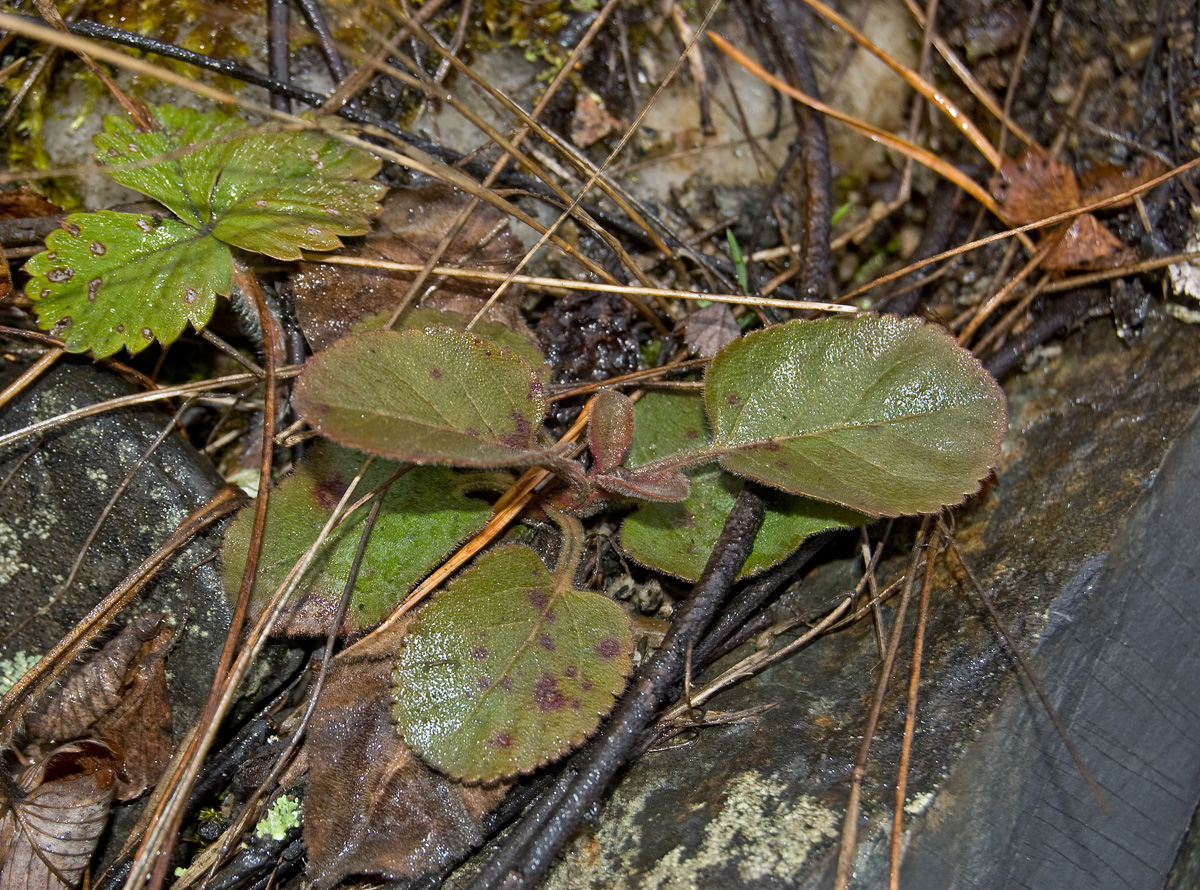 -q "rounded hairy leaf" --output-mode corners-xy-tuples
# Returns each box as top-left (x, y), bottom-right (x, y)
(622, 392), (865, 581)
(293, 328), (547, 467)
(393, 544), (633, 782)
(25, 212), (230, 357)
(221, 443), (494, 634)
(94, 104), (384, 260)
(706, 315), (1007, 516)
